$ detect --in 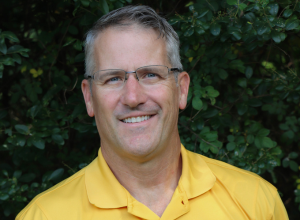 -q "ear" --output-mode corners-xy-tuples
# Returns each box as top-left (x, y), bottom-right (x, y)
(81, 79), (94, 117)
(177, 71), (190, 110)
